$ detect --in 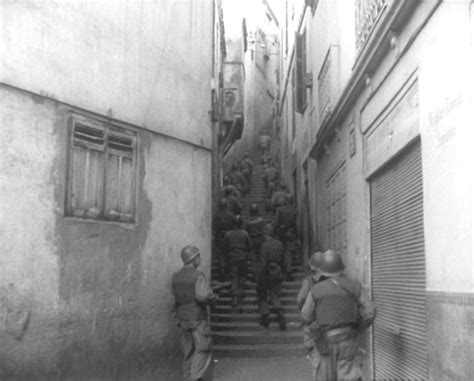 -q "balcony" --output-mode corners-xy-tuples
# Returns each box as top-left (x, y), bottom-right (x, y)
(221, 61), (245, 153)
(355, 0), (389, 51)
